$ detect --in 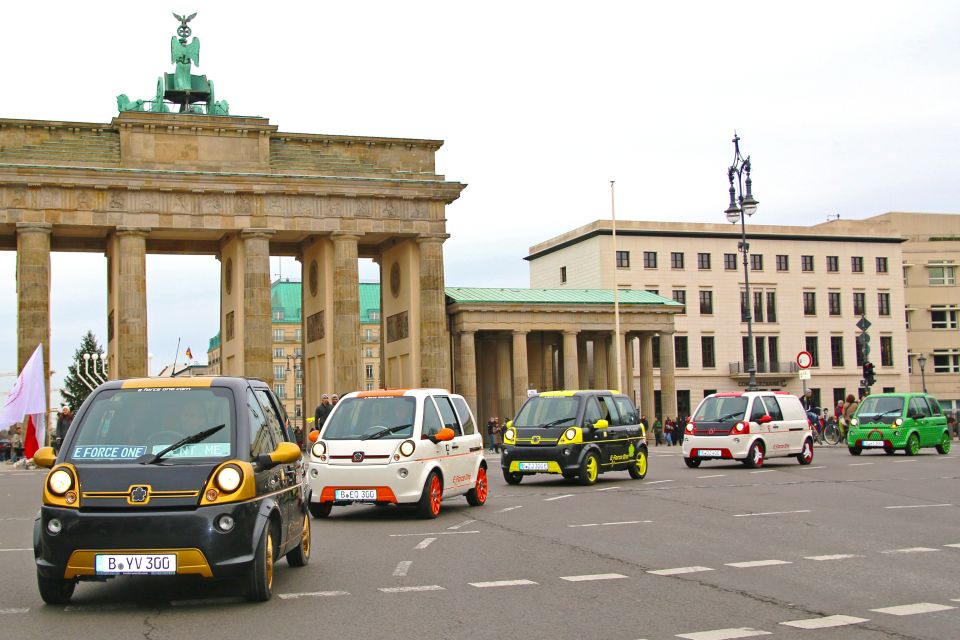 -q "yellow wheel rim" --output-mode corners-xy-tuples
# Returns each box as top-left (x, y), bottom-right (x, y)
(302, 514), (311, 558)
(636, 451), (647, 475)
(265, 531), (274, 591)
(586, 456), (598, 481)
